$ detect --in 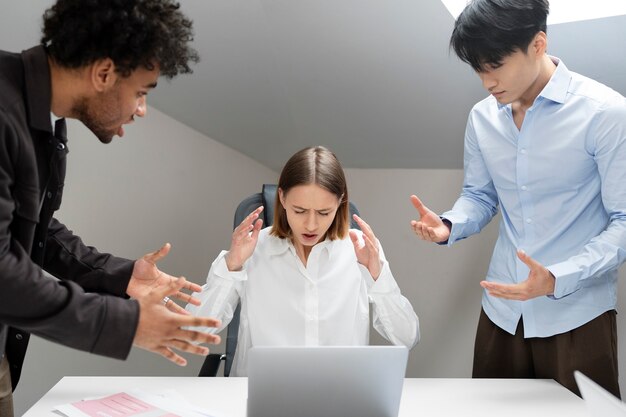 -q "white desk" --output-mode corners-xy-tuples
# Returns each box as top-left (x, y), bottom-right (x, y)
(23, 377), (589, 417)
